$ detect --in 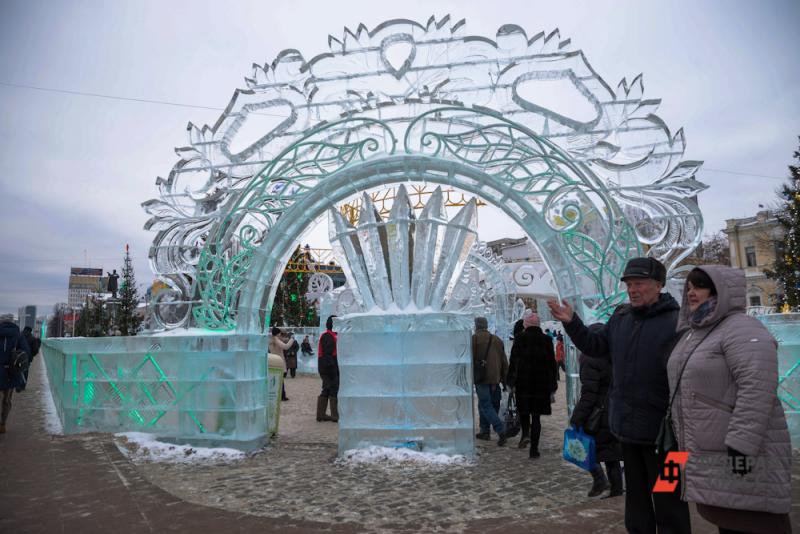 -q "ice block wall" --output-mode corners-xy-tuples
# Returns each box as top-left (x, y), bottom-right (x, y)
(336, 312), (474, 456)
(41, 334), (269, 450)
(757, 313), (800, 448)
